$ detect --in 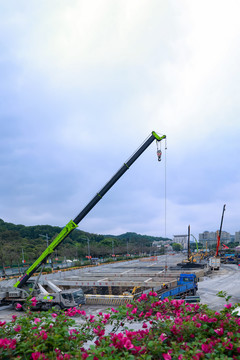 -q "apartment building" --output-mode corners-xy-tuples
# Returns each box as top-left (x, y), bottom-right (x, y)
(199, 230), (231, 246)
